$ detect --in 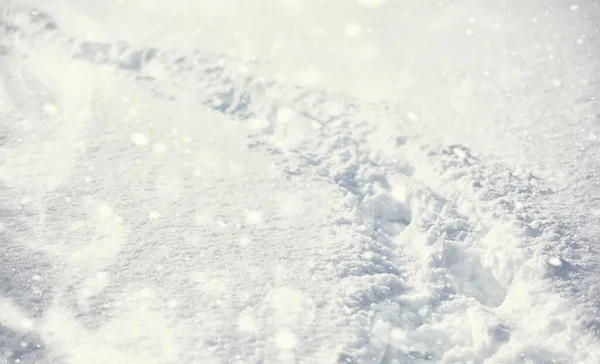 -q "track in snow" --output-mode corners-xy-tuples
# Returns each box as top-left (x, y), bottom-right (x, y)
(1, 5), (600, 364)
